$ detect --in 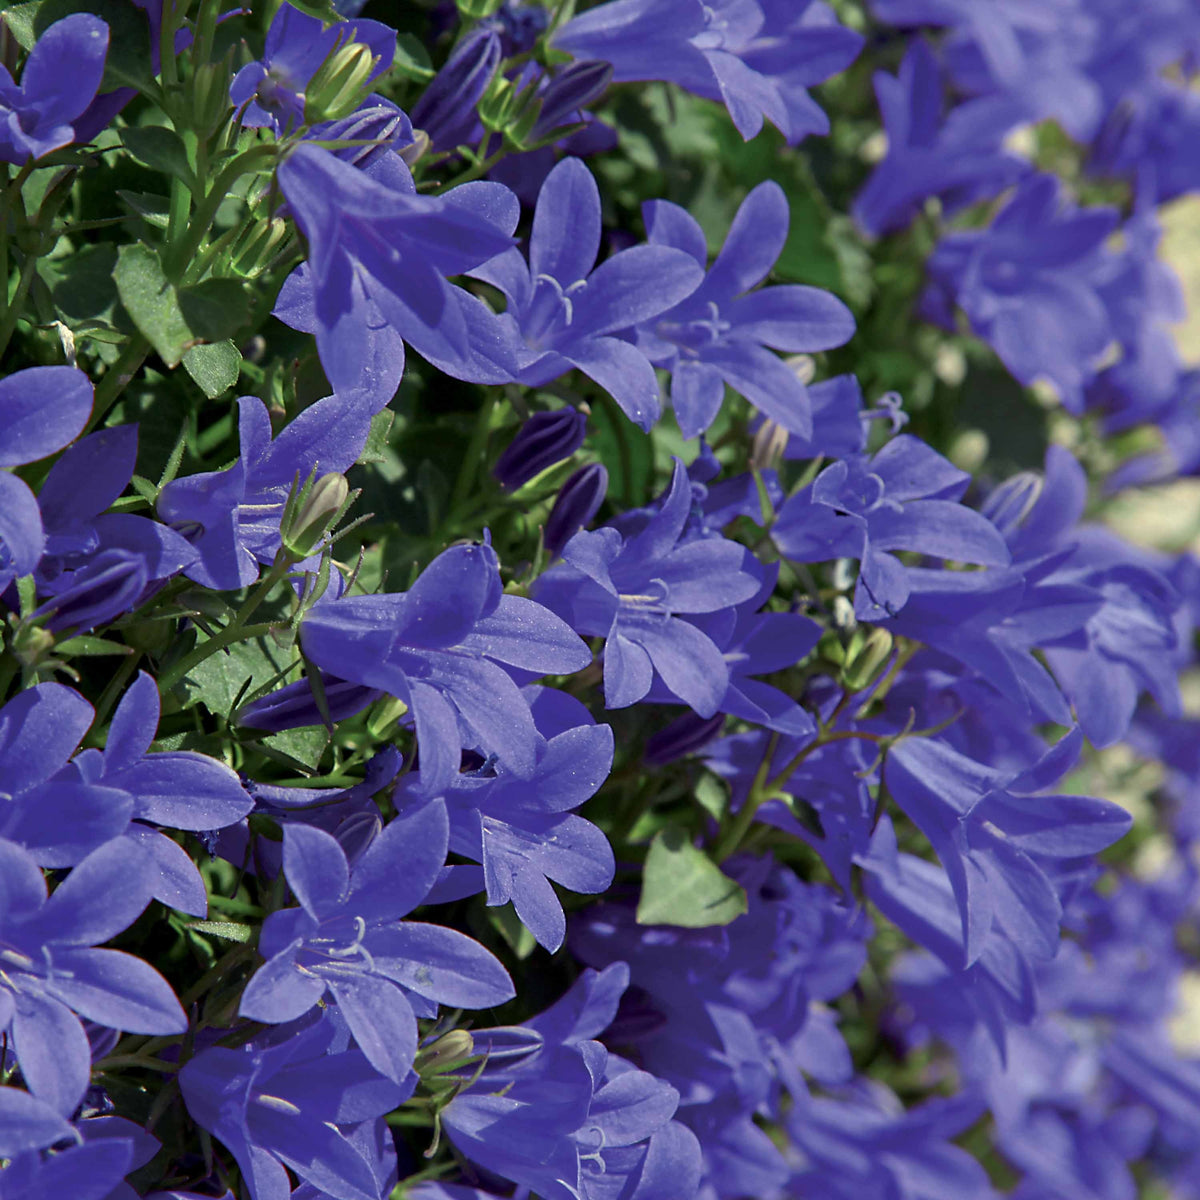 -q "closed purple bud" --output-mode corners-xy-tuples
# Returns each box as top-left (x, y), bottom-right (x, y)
(544, 462), (607, 558)
(410, 27), (502, 150)
(308, 99), (415, 170)
(238, 672), (381, 731)
(532, 60), (612, 140)
(493, 408), (588, 491)
(34, 549), (148, 633)
(645, 711), (726, 766)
